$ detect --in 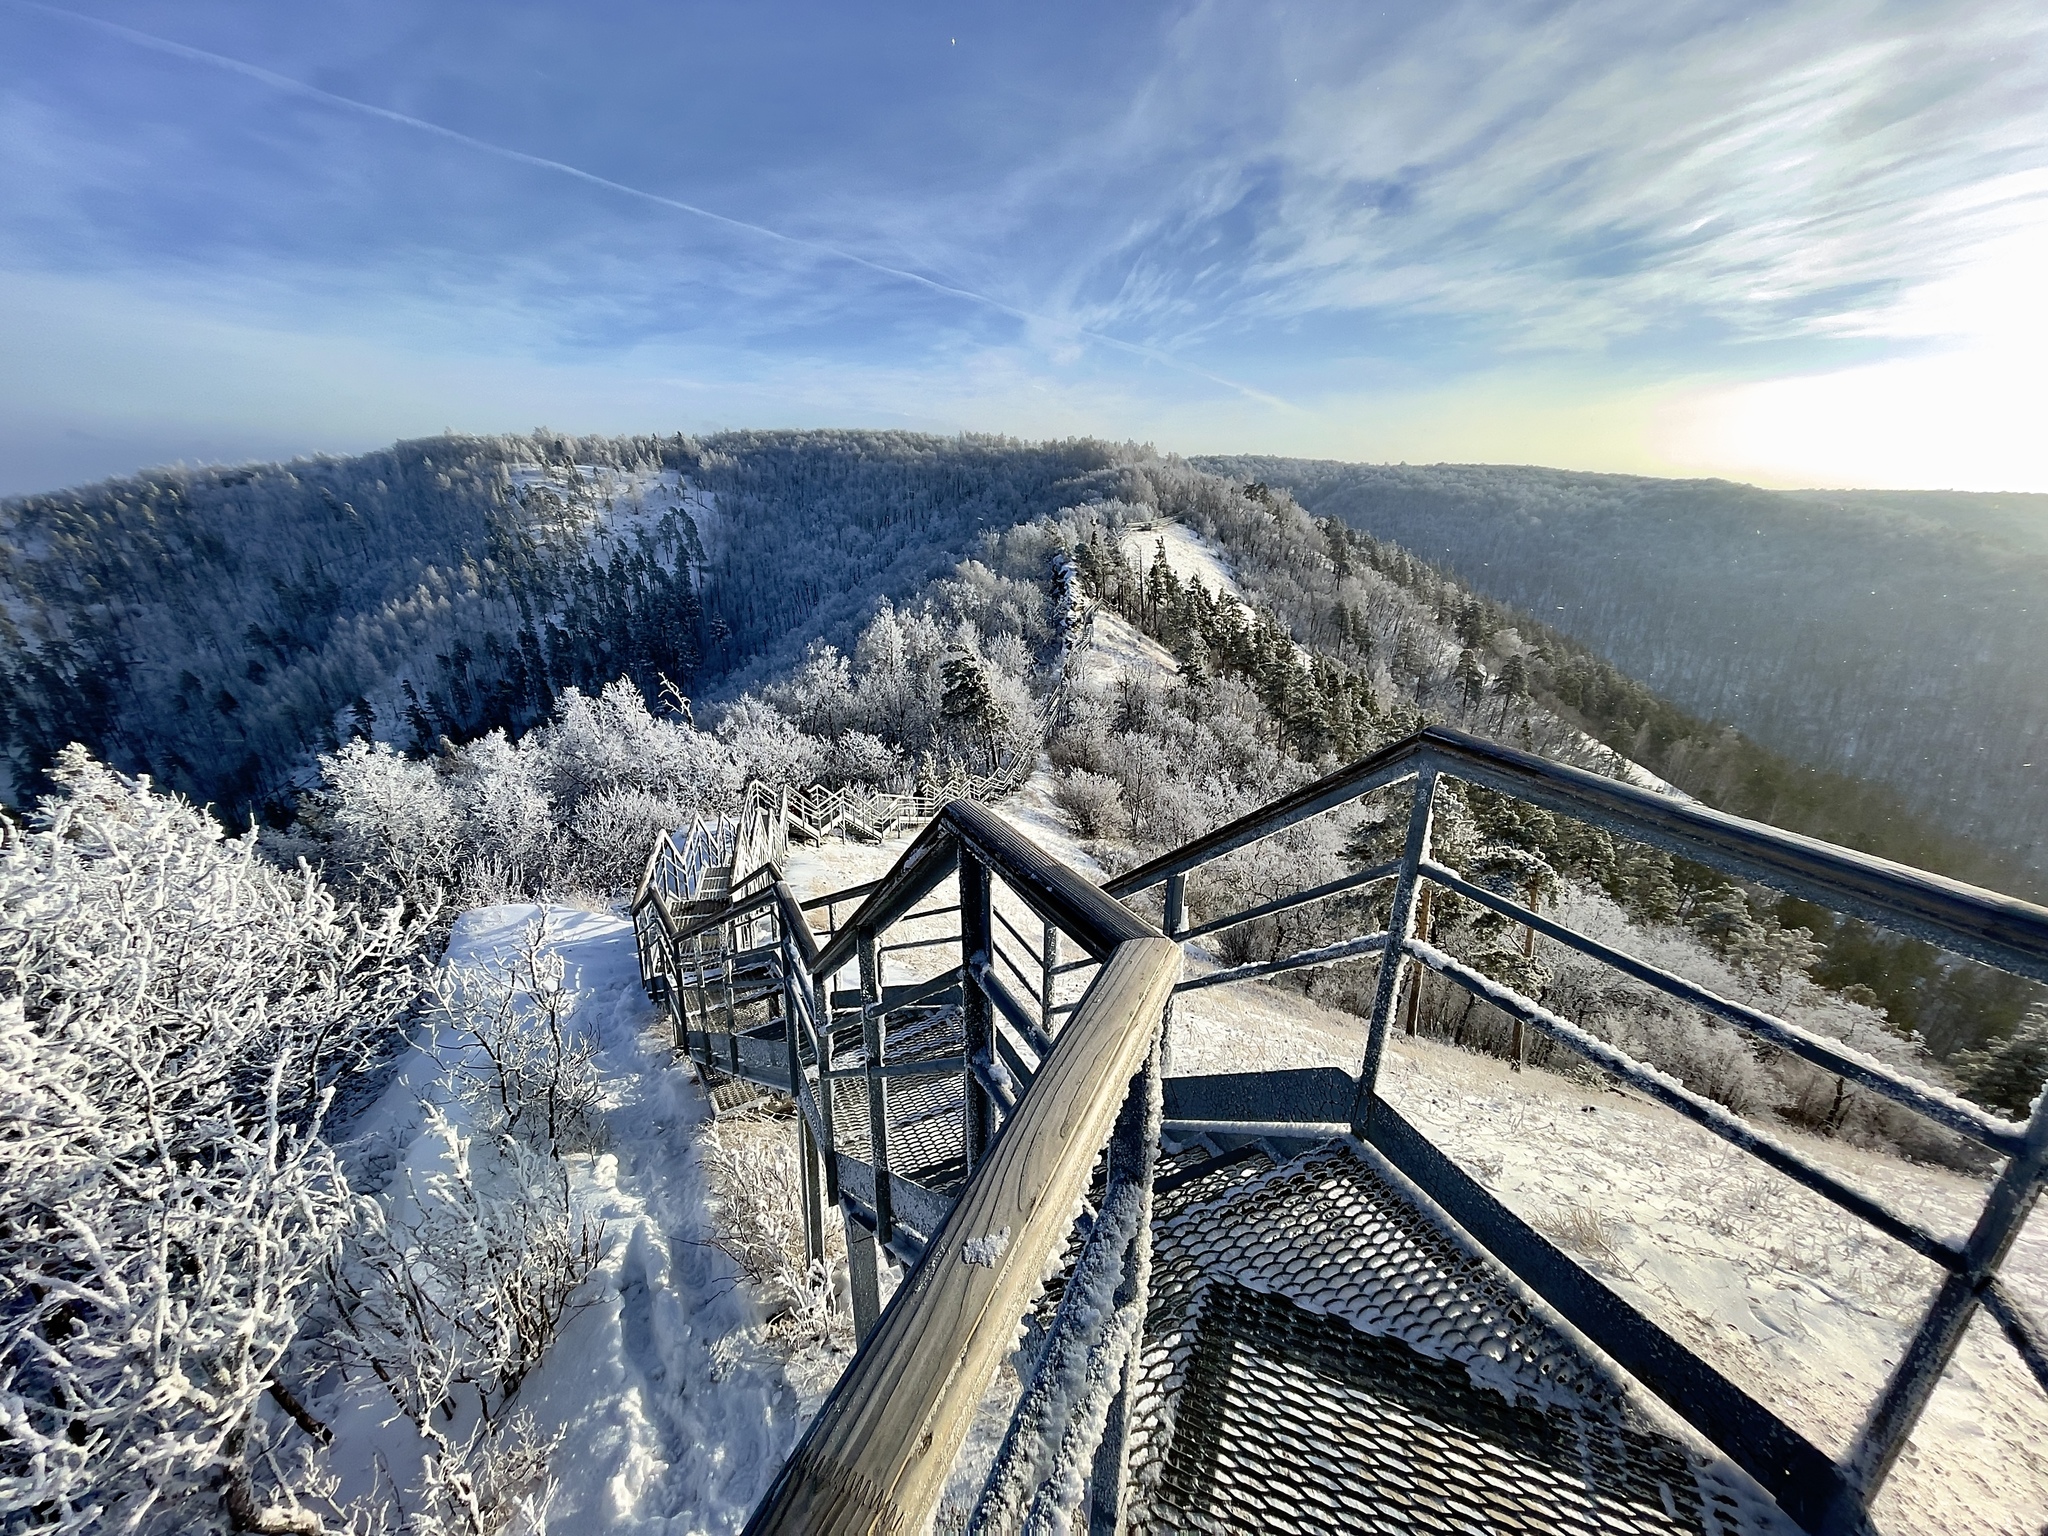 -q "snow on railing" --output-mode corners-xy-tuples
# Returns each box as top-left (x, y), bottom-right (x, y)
(1107, 723), (2048, 1534)
(630, 724), (2048, 1534)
